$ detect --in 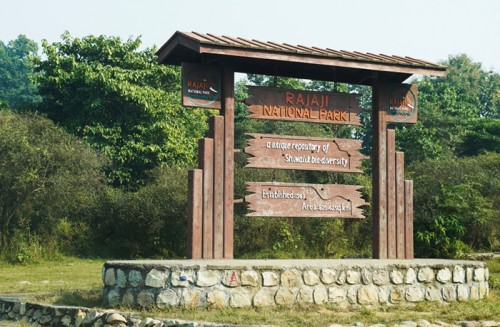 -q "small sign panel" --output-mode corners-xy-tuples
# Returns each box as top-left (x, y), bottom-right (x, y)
(245, 182), (368, 218)
(182, 63), (221, 109)
(386, 84), (418, 124)
(245, 133), (366, 173)
(245, 86), (362, 126)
